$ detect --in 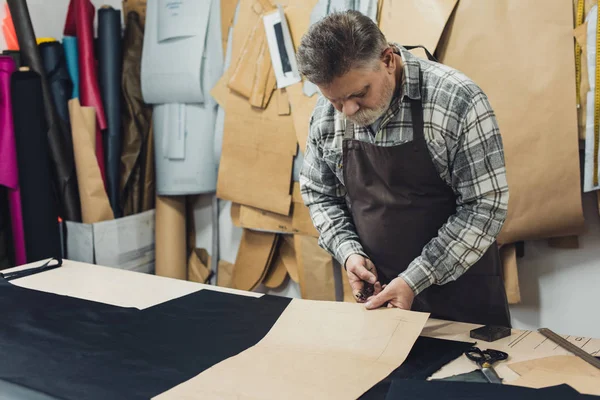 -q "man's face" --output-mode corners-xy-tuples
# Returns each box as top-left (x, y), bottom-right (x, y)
(318, 52), (397, 127)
